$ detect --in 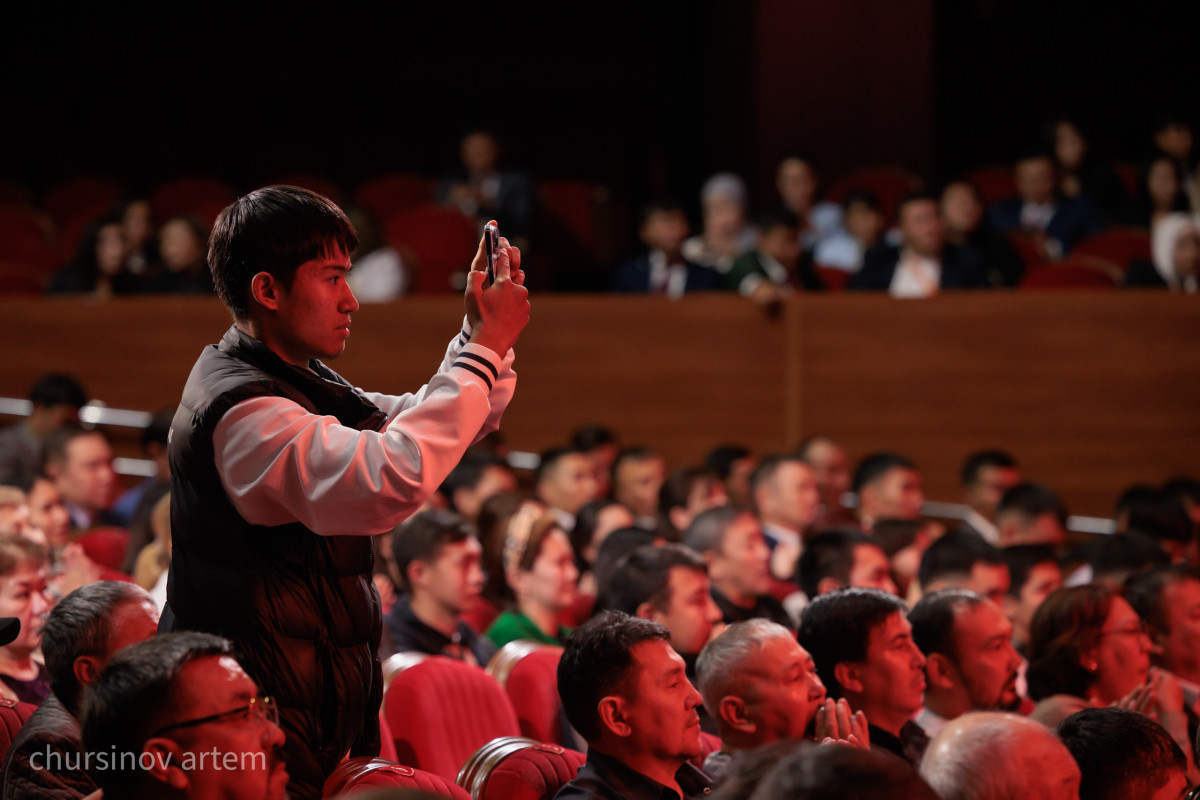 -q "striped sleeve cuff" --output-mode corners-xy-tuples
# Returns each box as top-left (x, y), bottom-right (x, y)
(451, 343), (501, 392)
